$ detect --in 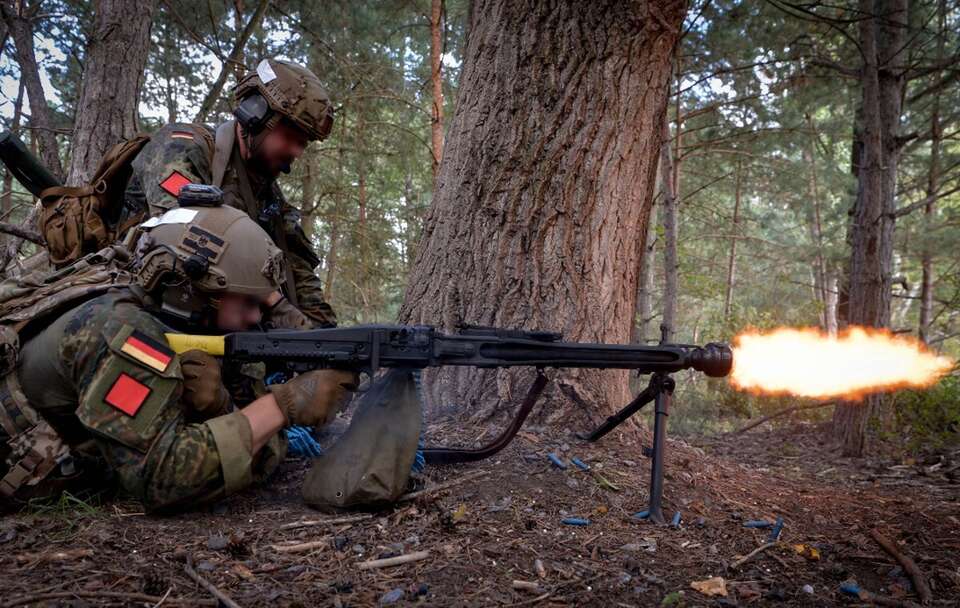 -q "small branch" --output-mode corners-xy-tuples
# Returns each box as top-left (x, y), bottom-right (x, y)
(184, 555), (243, 608)
(0, 221), (43, 244)
(730, 541), (777, 568)
(869, 529), (932, 605)
(357, 550), (430, 570)
(733, 401), (836, 434)
(269, 537), (331, 554)
(396, 470), (489, 503)
(277, 513), (373, 531)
